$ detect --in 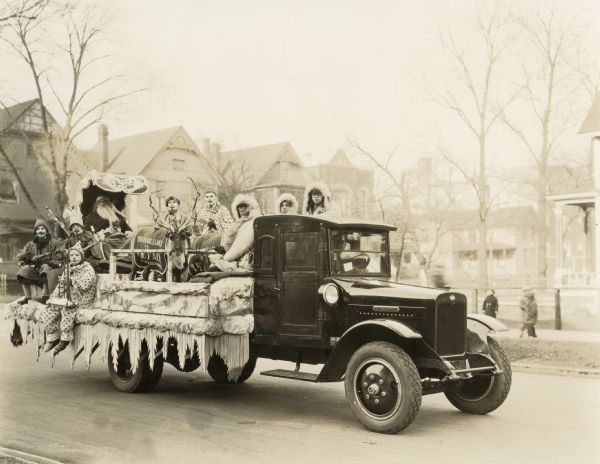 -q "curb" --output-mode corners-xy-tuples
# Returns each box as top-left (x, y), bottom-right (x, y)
(0, 447), (65, 464)
(512, 362), (600, 378)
